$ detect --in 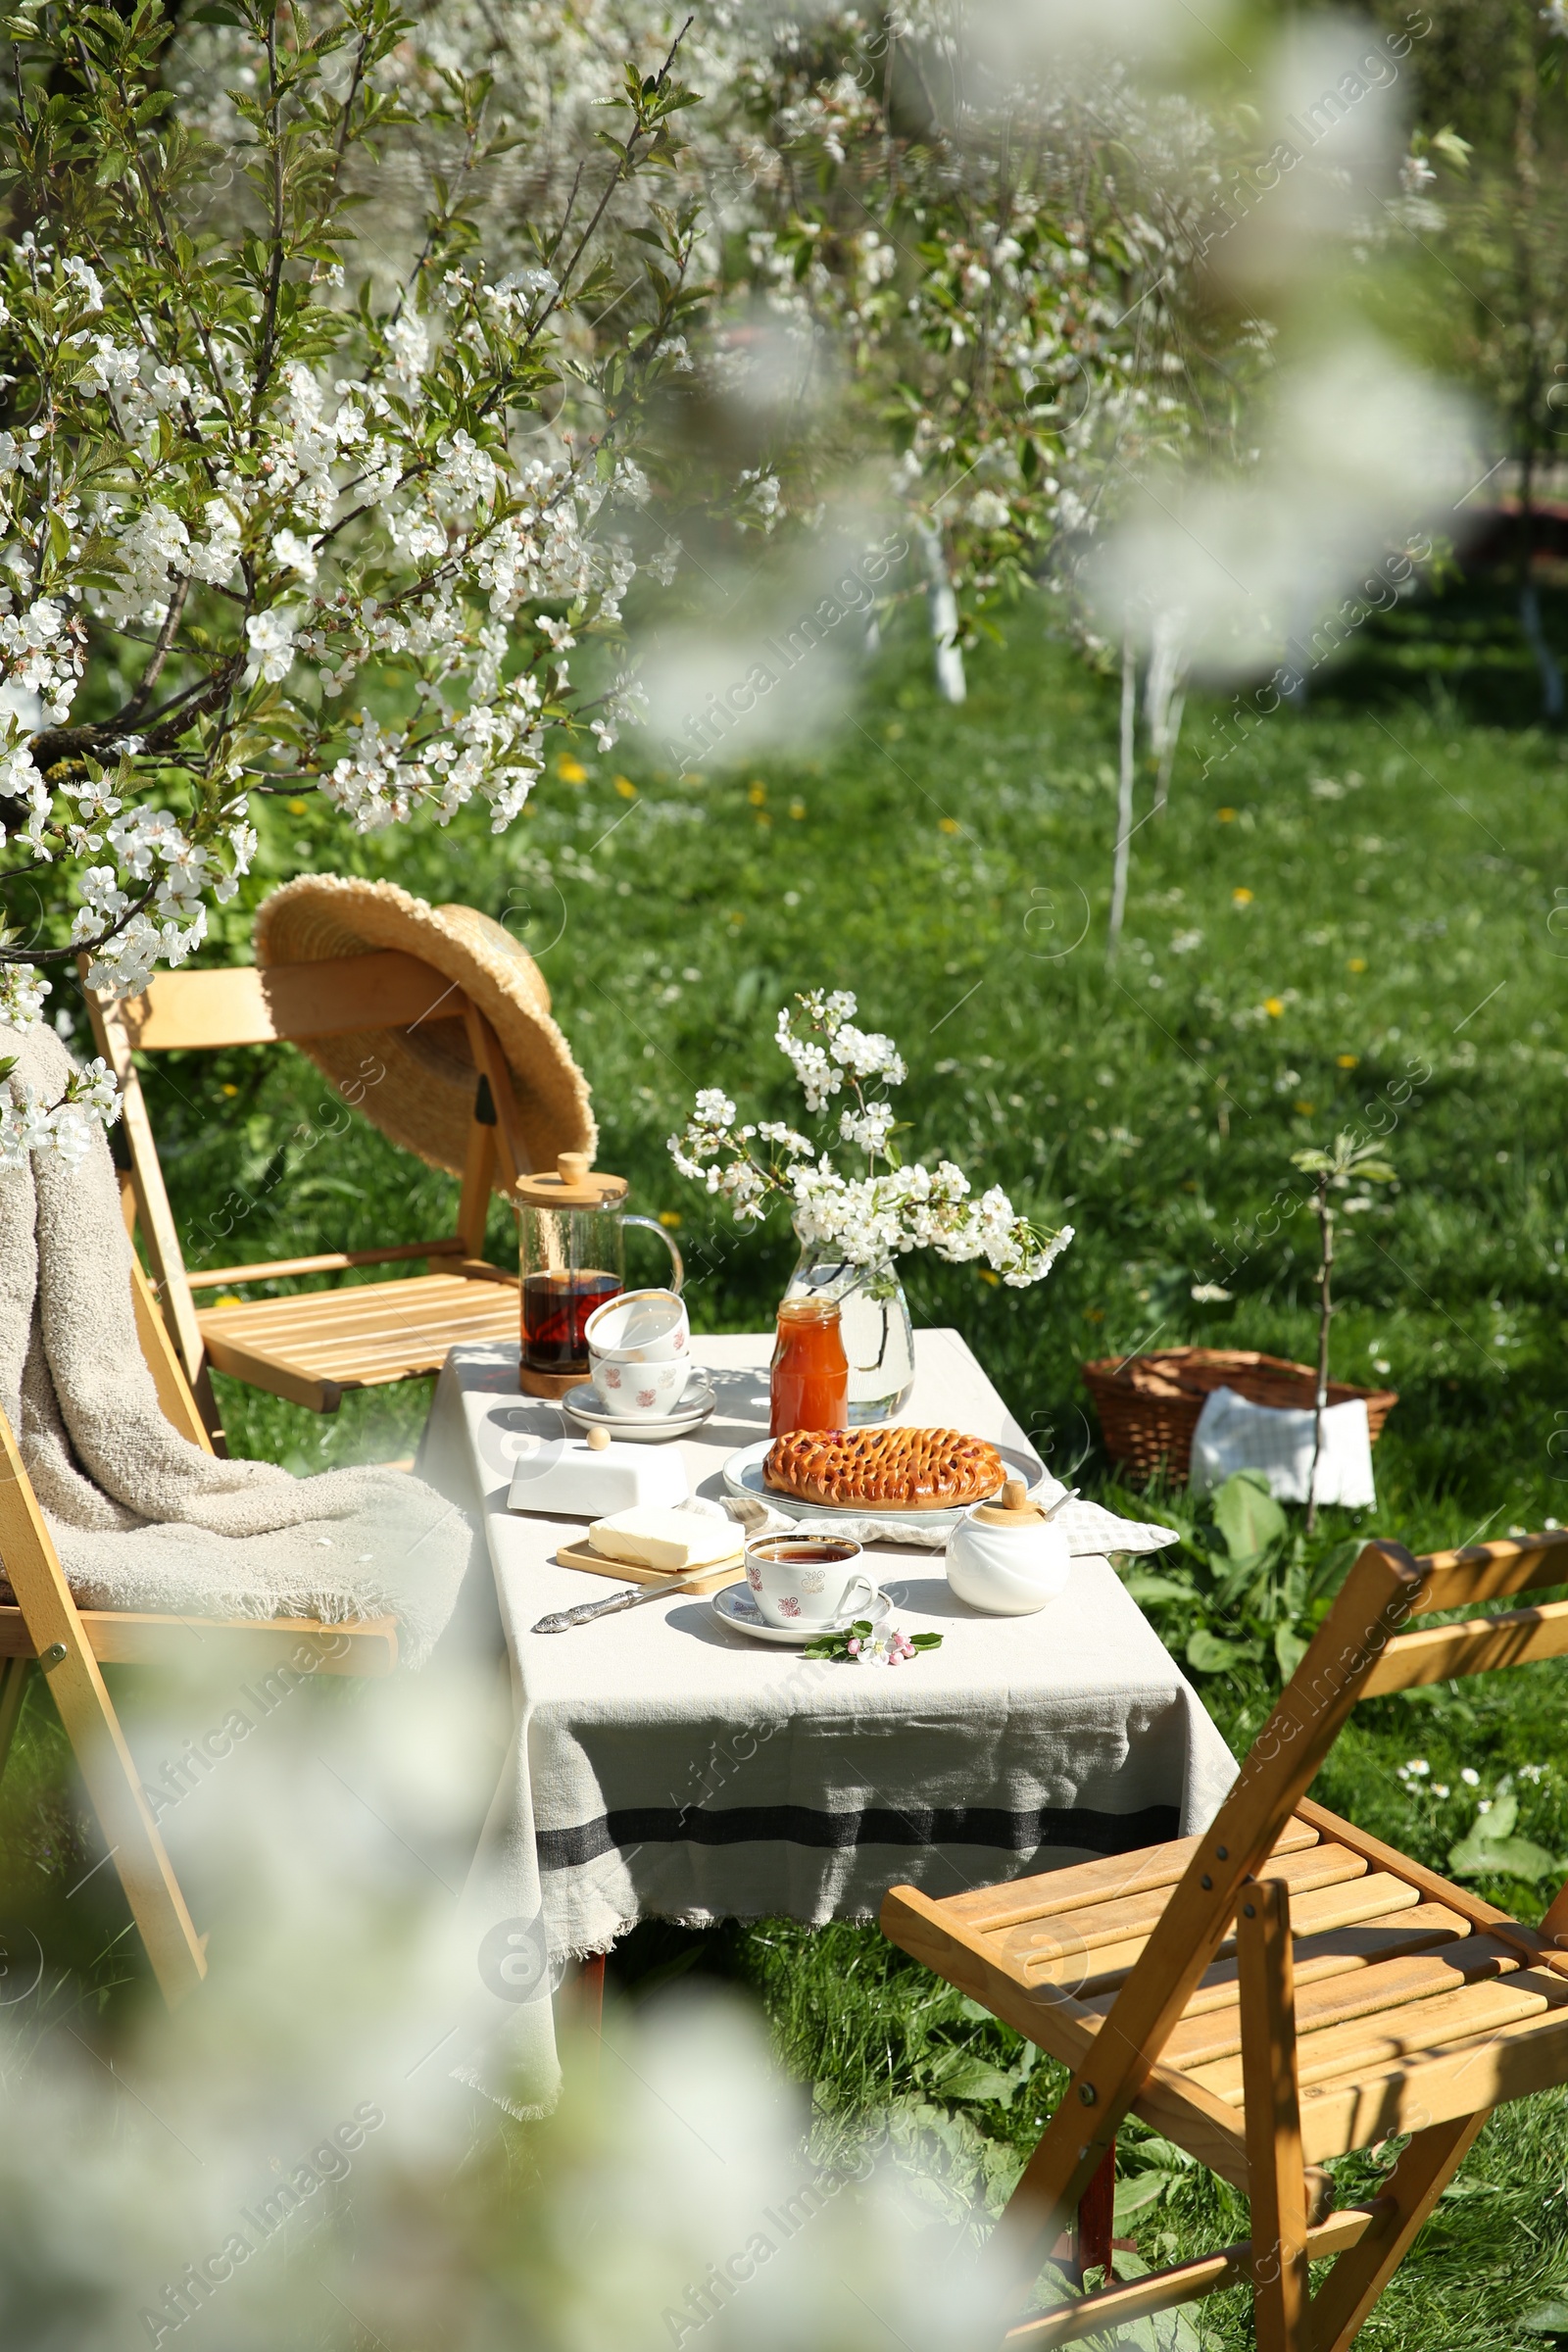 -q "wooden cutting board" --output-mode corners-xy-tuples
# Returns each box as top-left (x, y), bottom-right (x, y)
(554, 1537), (746, 1594)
